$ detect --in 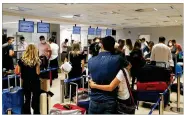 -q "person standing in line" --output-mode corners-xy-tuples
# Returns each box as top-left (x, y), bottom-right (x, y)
(141, 38), (148, 50)
(37, 36), (51, 70)
(123, 39), (133, 56)
(3, 37), (15, 71)
(65, 43), (85, 99)
(130, 40), (146, 89)
(118, 39), (125, 52)
(88, 36), (123, 114)
(123, 39), (133, 62)
(145, 41), (154, 59)
(172, 39), (182, 55)
(17, 44), (41, 114)
(168, 40), (174, 50)
(49, 38), (59, 80)
(150, 36), (174, 67)
(61, 39), (68, 63)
